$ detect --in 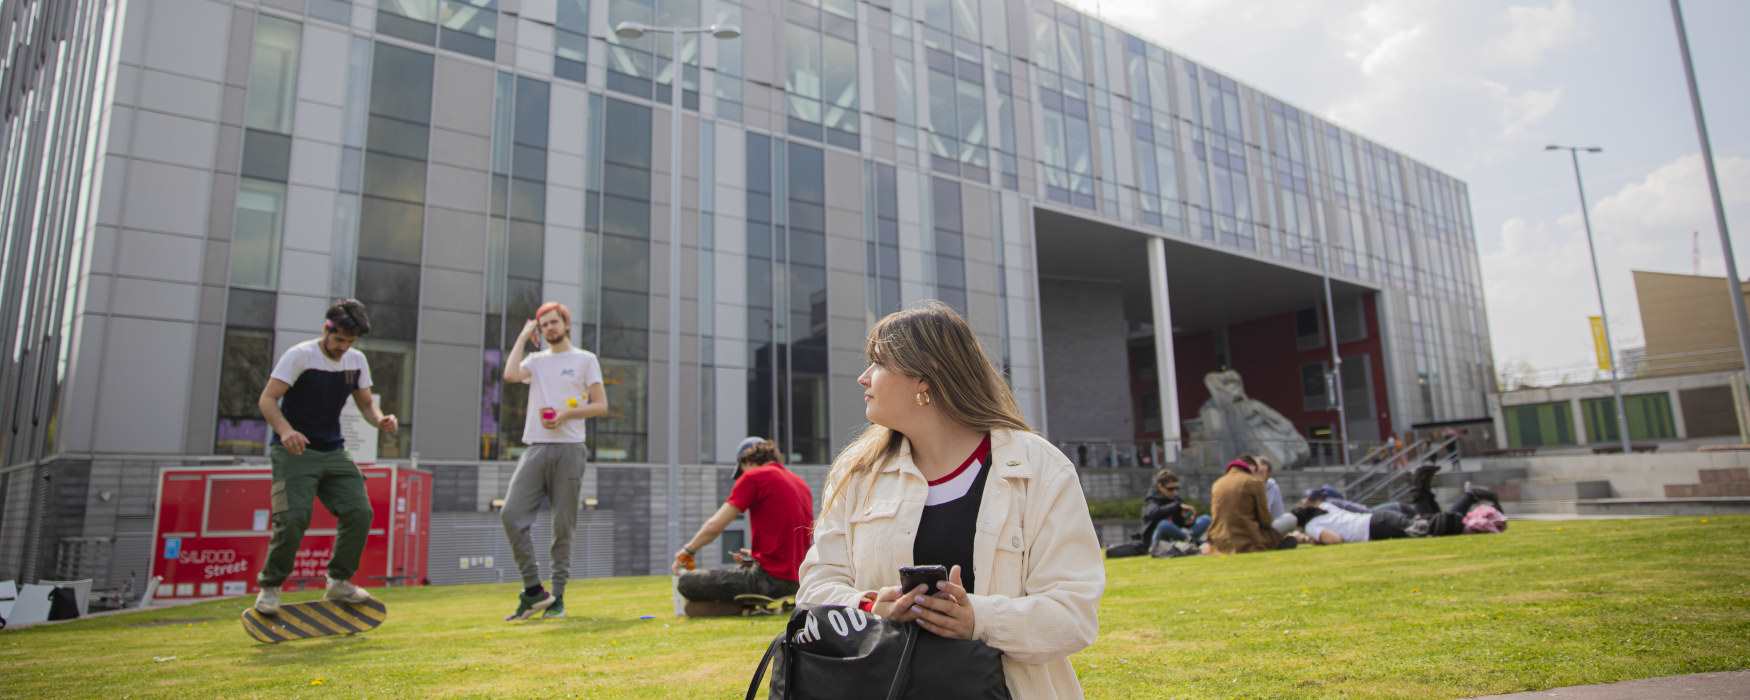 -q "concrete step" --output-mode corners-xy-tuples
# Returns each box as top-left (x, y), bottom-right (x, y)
(1506, 499), (1580, 515)
(1518, 480), (1614, 501)
(1576, 497), (1750, 517)
(1432, 477), (1612, 503)
(1432, 467), (1528, 488)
